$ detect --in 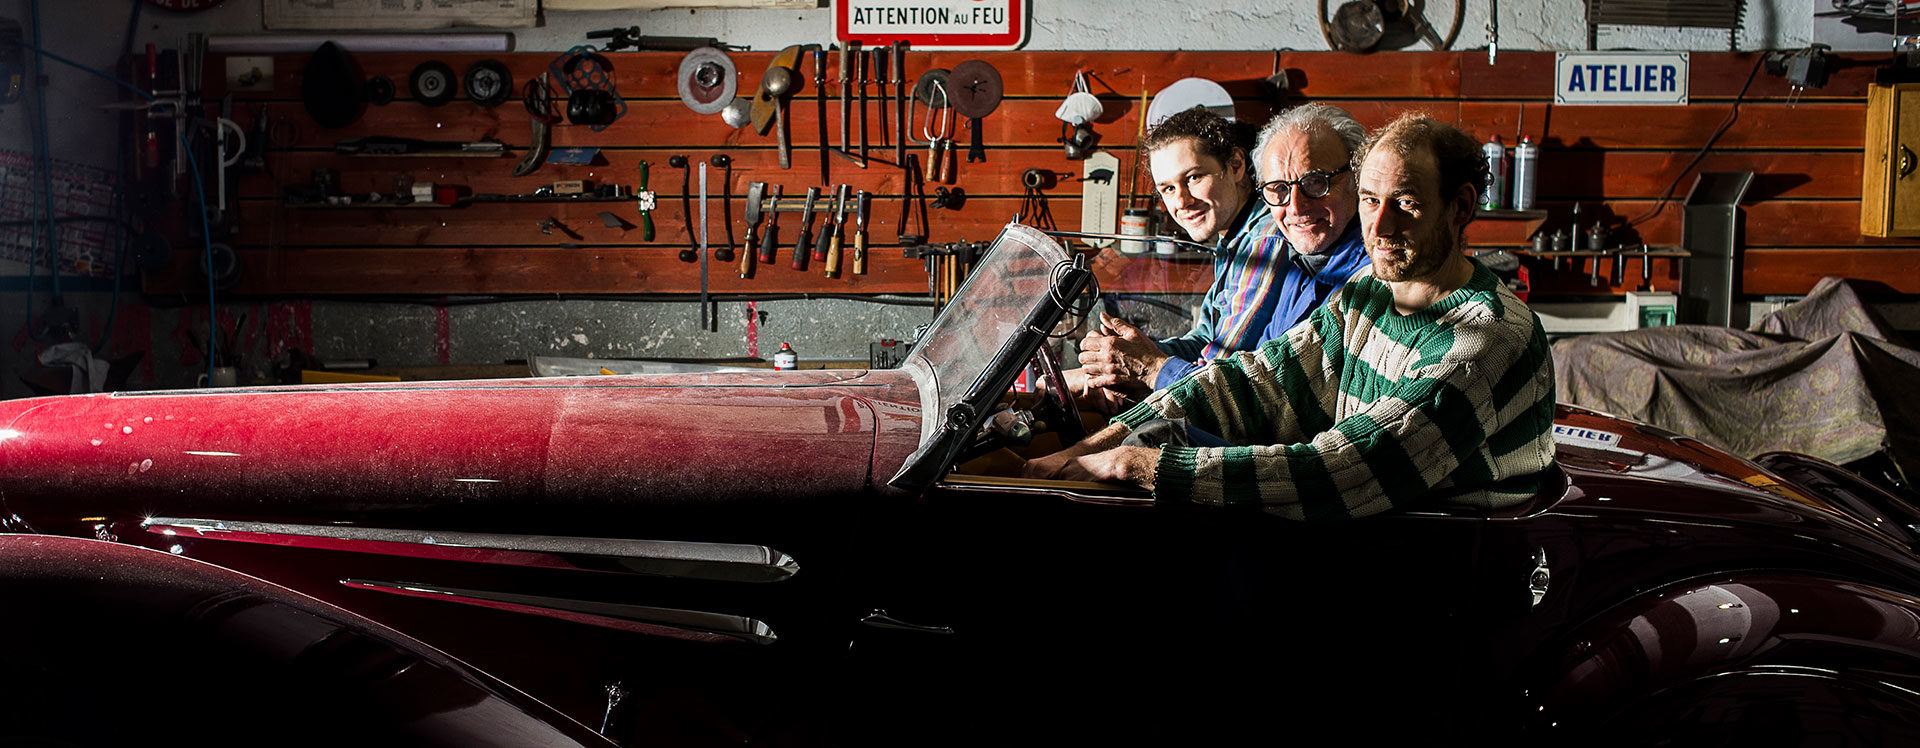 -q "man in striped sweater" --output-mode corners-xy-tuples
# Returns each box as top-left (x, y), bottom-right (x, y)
(1026, 113), (1557, 517)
